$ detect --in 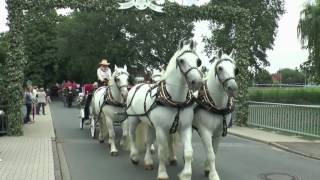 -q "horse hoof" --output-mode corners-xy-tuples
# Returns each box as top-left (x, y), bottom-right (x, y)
(131, 159), (139, 165)
(204, 170), (210, 177)
(158, 177), (169, 180)
(144, 164), (154, 170)
(99, 140), (104, 144)
(169, 160), (177, 166)
(110, 151), (118, 156)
